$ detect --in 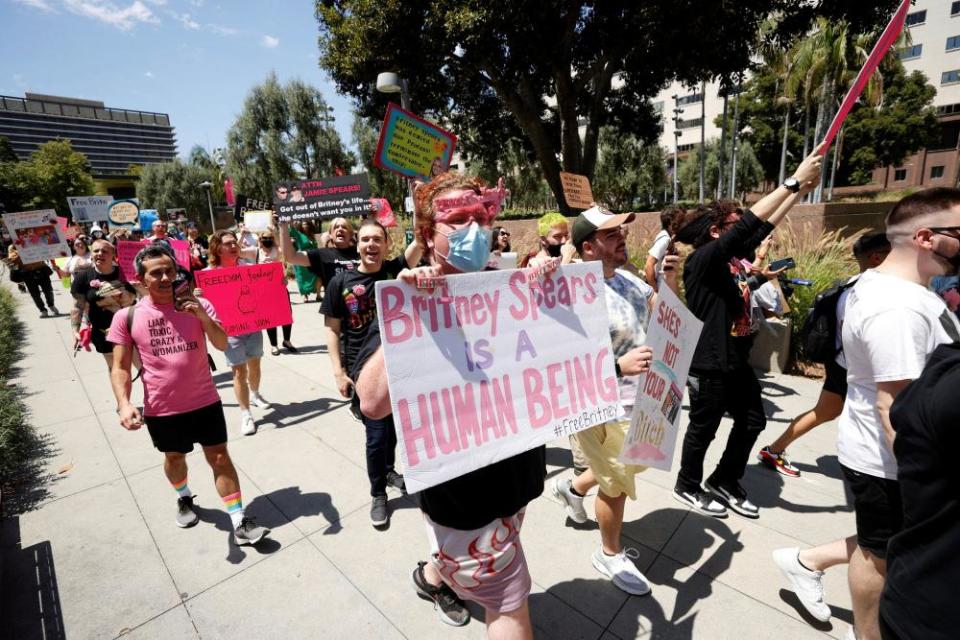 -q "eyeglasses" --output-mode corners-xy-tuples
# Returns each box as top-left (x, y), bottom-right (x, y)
(929, 226), (960, 238)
